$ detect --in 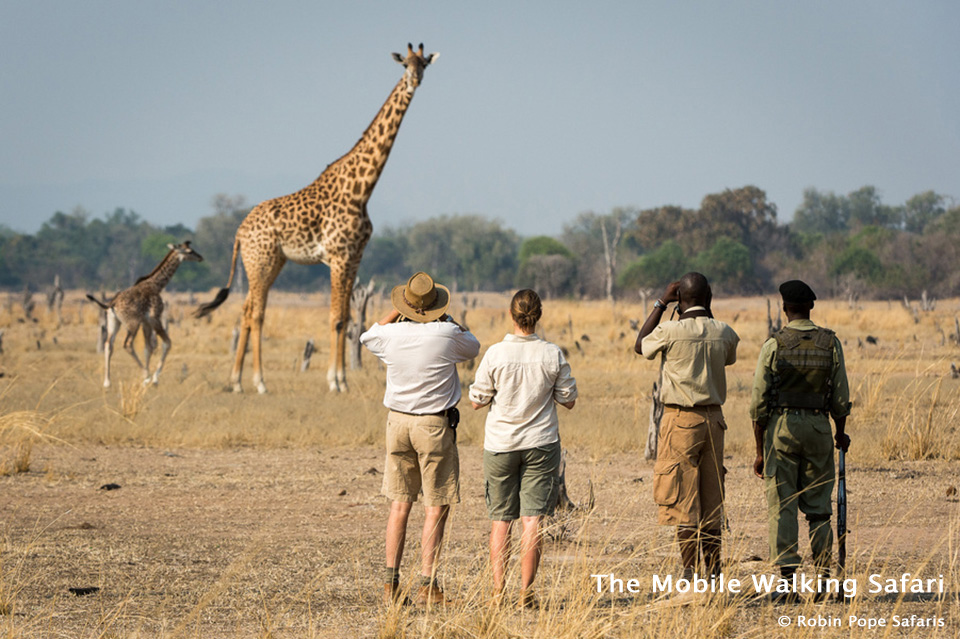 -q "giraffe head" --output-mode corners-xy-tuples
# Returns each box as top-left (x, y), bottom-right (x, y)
(168, 241), (204, 263)
(392, 43), (438, 94)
